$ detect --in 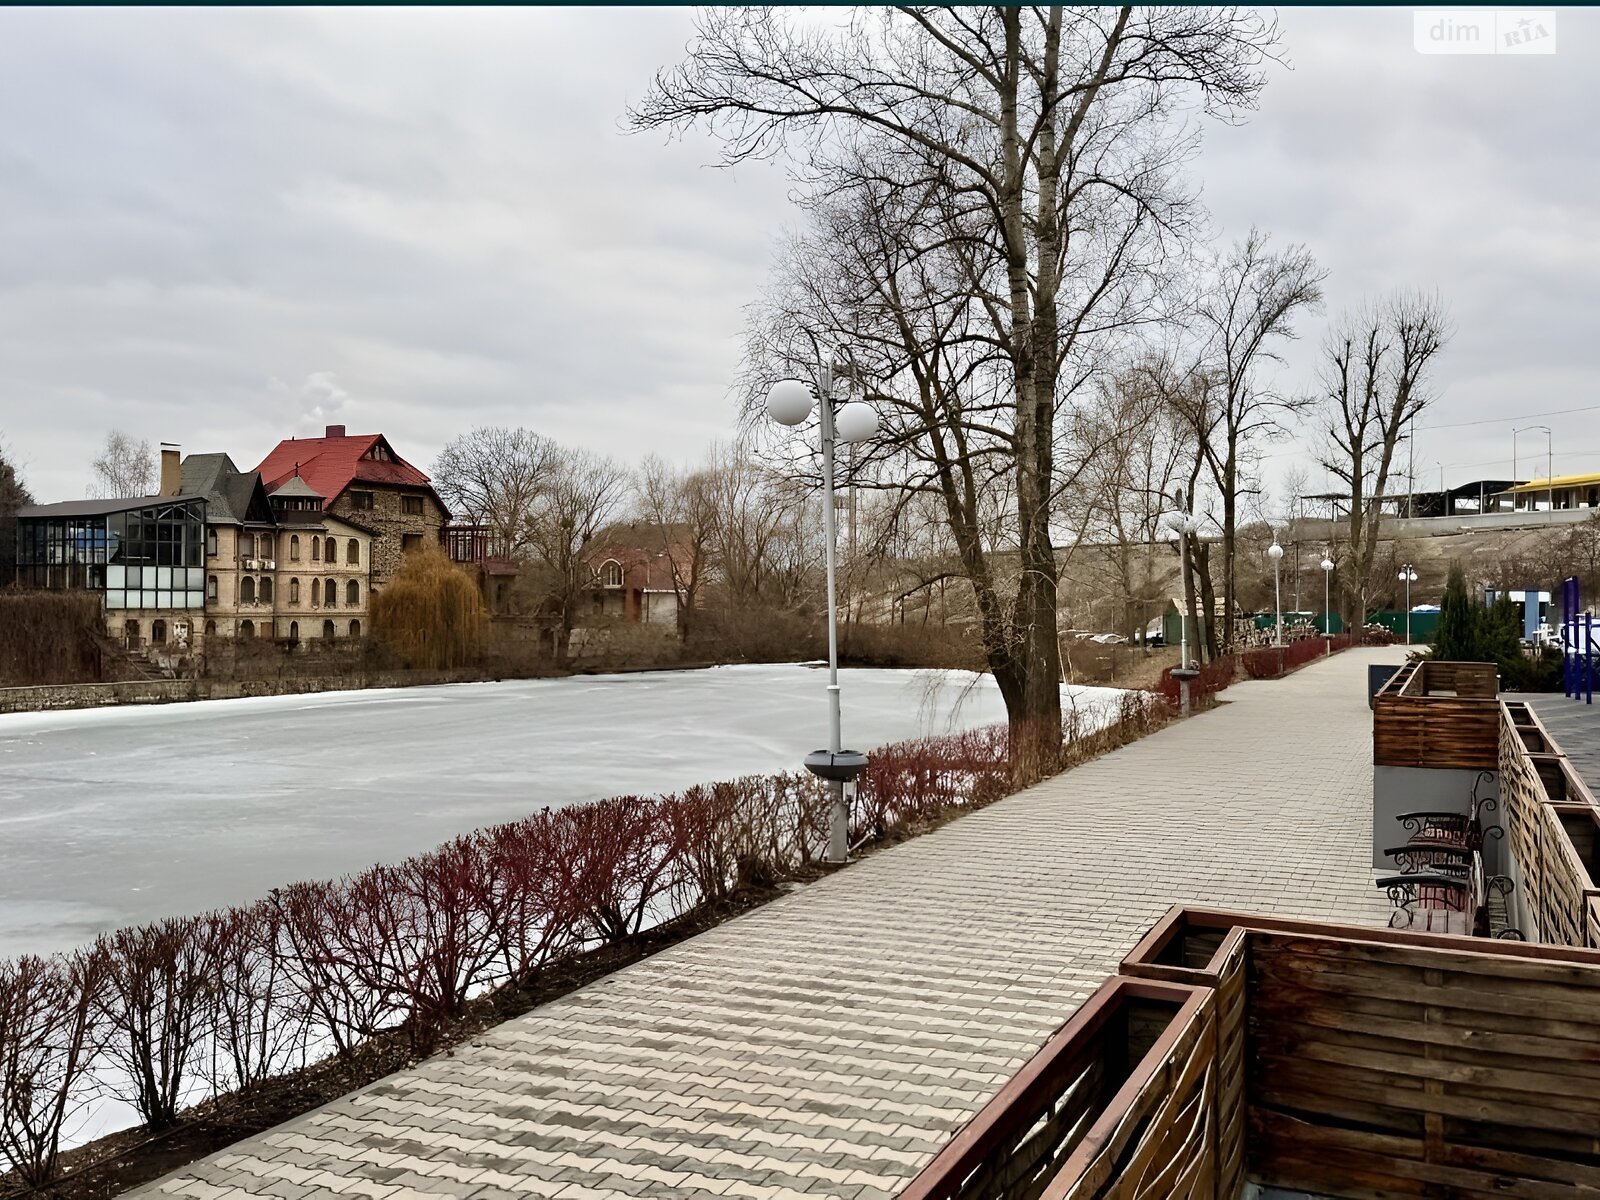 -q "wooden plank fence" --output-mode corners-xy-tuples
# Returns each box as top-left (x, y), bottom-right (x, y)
(900, 908), (1600, 1200)
(1374, 661), (1501, 770)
